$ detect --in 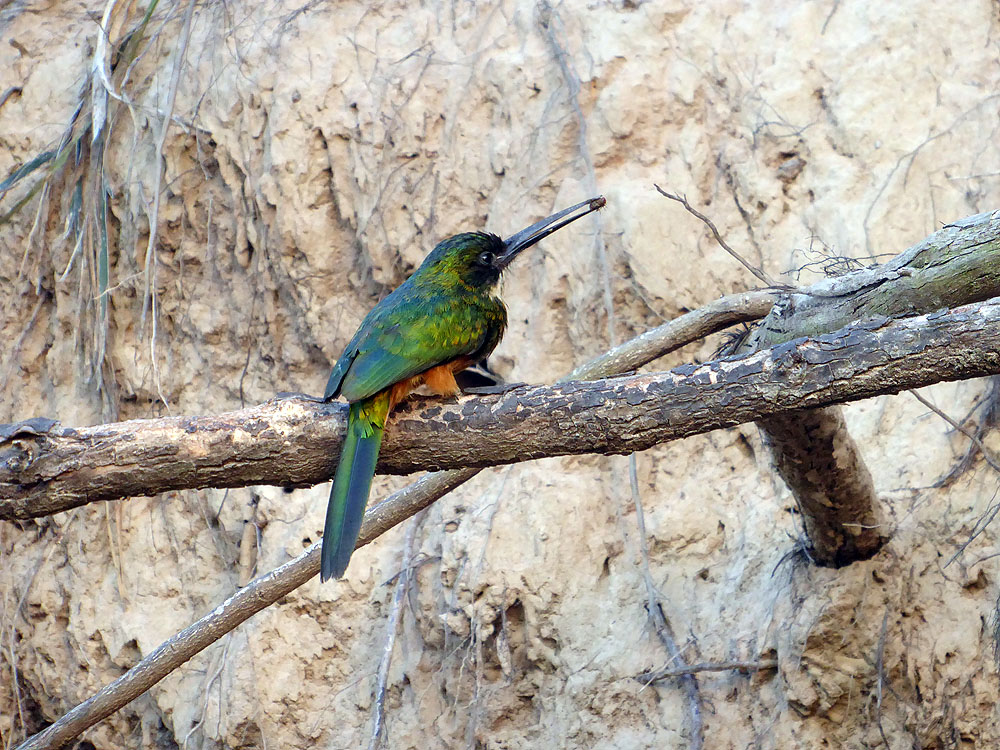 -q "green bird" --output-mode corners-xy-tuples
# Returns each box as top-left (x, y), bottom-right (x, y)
(321, 196), (606, 580)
